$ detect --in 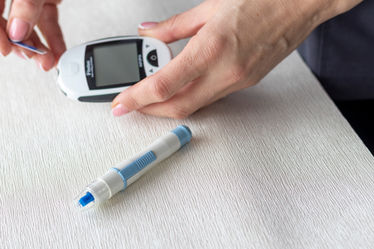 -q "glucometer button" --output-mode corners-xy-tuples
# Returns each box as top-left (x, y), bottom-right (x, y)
(147, 50), (159, 67)
(67, 62), (79, 75)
